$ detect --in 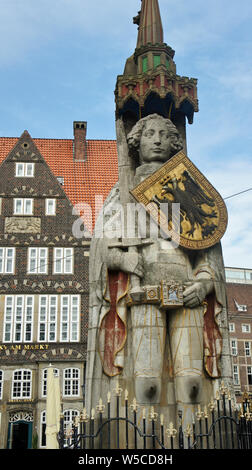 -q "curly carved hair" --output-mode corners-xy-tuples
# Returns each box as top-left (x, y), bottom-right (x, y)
(127, 114), (183, 158)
